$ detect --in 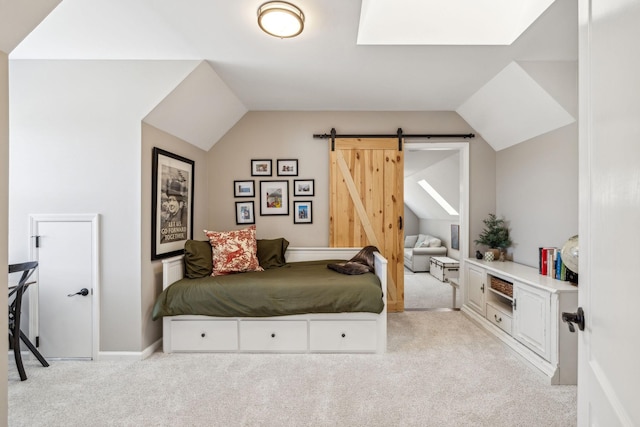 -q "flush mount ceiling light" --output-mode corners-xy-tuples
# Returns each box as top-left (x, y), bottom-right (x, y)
(257, 1), (305, 38)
